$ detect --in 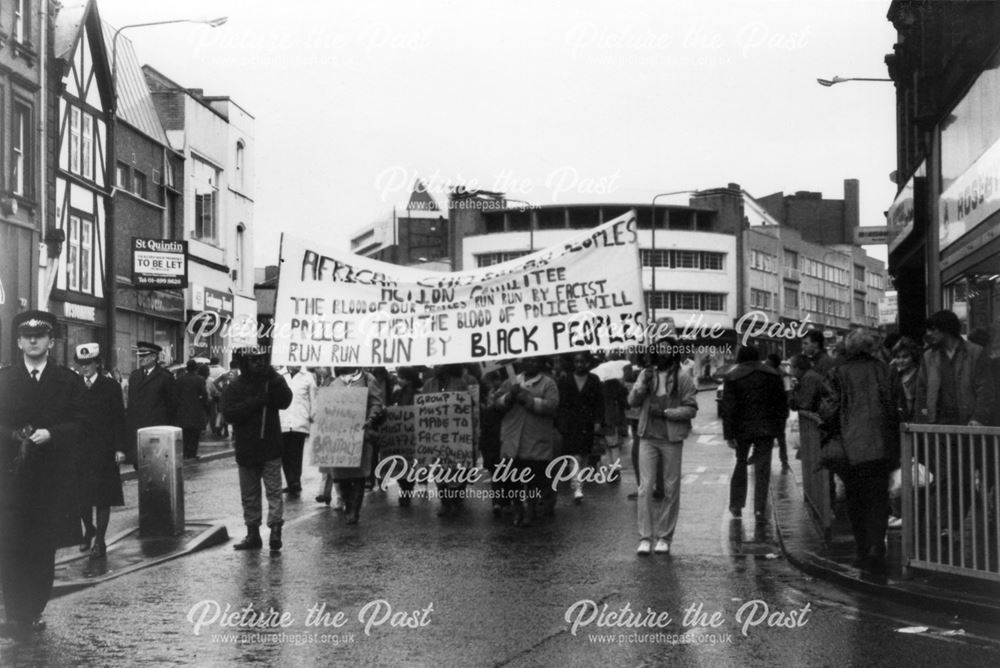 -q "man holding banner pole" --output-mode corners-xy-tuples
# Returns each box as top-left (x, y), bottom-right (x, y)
(223, 347), (292, 551)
